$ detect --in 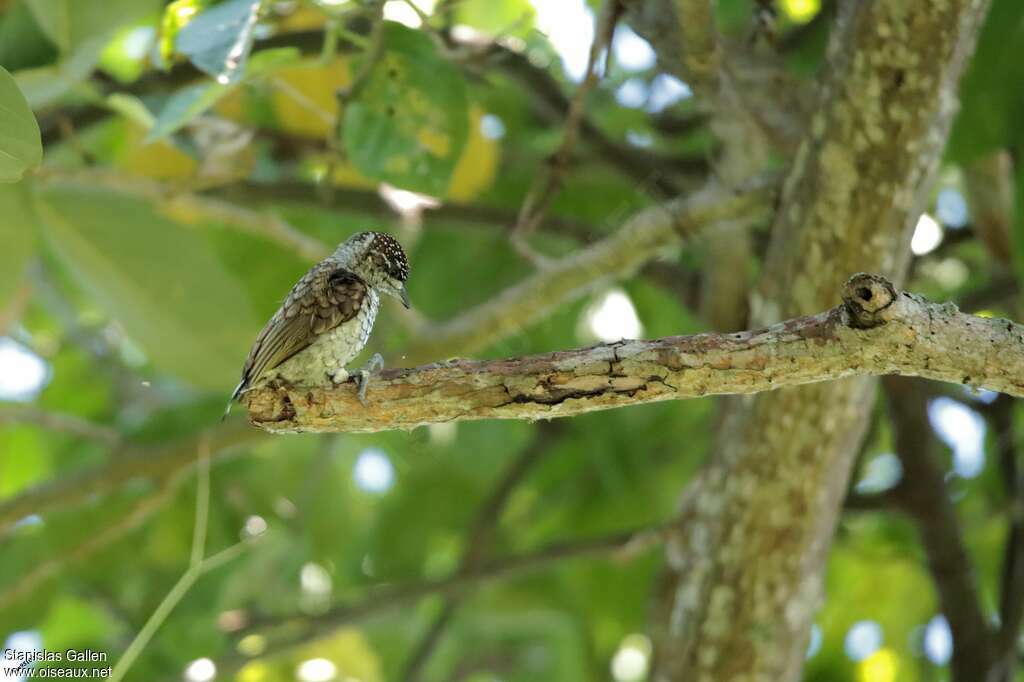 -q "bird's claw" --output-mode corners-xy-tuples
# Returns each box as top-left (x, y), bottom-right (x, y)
(354, 353), (384, 407)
